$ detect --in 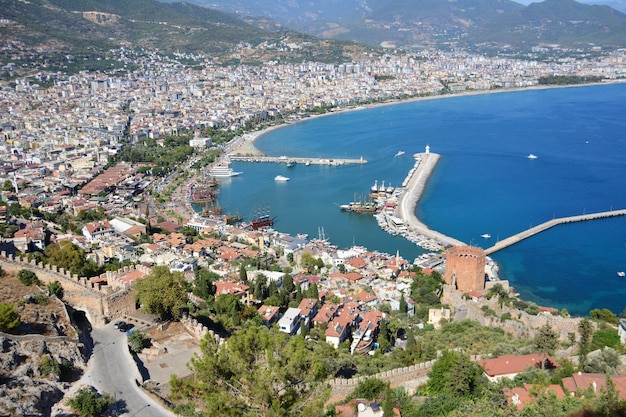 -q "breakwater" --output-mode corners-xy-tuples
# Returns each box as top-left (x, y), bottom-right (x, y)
(394, 152), (466, 248)
(229, 155), (367, 166)
(485, 209), (626, 255)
